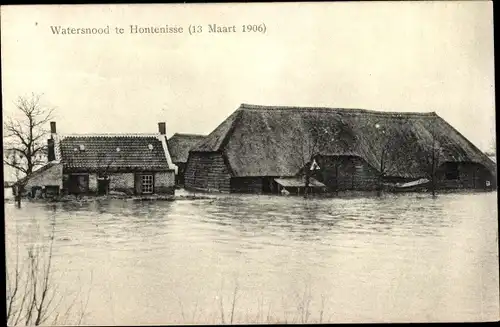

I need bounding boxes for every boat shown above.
[389,178,431,193]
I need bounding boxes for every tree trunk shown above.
[304,173,310,198]
[334,164,339,195]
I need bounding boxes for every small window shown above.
[141,174,153,194]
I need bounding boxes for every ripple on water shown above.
[3,191,499,324]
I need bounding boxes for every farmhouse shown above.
[184,104,497,194]
[167,133,206,186]
[20,122,177,197]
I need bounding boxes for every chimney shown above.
[158,122,166,135]
[47,122,56,161]
[47,139,56,161]
[50,121,57,134]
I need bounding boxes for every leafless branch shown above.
[3,93,55,178]
[6,218,92,326]
[229,281,239,324]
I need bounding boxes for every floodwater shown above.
[4,190,499,324]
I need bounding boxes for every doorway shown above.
[67,174,89,194]
[97,177,110,195]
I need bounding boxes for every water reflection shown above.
[4,191,499,324]
[195,193,452,244]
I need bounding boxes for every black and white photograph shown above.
[2,2,498,325]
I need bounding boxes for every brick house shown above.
[22,121,177,196]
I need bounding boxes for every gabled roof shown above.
[56,133,176,171]
[192,103,496,178]
[167,133,206,163]
[14,161,61,186]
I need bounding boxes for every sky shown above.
[1,2,496,180]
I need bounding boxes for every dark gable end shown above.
[190,104,495,179]
[167,133,206,163]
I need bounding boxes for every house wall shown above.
[437,162,495,190]
[106,172,135,195]
[317,156,379,191]
[230,177,263,193]
[25,163,63,189]
[184,152,231,193]
[154,171,175,194]
[89,174,98,192]
[63,171,174,195]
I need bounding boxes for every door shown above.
[68,174,89,194]
[76,175,89,193]
[97,177,110,195]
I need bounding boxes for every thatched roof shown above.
[167,133,206,163]
[192,104,496,179]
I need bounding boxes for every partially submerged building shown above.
[184,104,497,194]
[21,122,177,196]
[167,133,205,185]
[14,161,63,198]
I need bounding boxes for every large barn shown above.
[184,104,497,194]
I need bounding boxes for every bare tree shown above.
[374,123,390,195]
[417,118,446,197]
[297,125,329,197]
[293,117,356,197]
[292,122,333,197]
[6,218,91,326]
[484,137,496,157]
[3,93,55,182]
[424,131,442,197]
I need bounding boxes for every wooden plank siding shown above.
[230,177,263,193]
[184,152,232,192]
[436,162,495,190]
[316,155,379,191]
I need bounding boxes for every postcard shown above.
[2,2,498,325]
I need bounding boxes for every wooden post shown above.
[13,185,21,208]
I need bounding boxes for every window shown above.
[141,174,154,194]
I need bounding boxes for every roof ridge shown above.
[433,115,496,170]
[238,103,437,117]
[171,133,206,137]
[60,133,162,139]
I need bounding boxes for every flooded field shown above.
[4,190,499,324]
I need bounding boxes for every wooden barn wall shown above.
[184,152,231,193]
[230,177,263,193]
[437,162,495,189]
[317,156,379,191]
